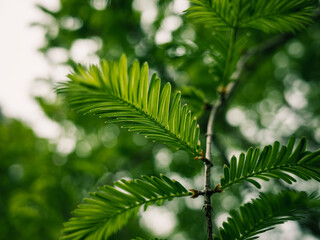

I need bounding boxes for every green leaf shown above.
[57,54,202,156]
[220,137,320,190]
[159,83,171,127]
[238,0,318,33]
[213,190,320,240]
[61,175,191,240]
[186,0,317,33]
[186,0,234,30]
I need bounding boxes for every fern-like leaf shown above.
[207,32,251,82]
[57,55,202,156]
[220,137,320,189]
[186,0,317,33]
[61,175,191,240]
[214,190,320,240]
[239,0,317,33]
[186,0,235,30]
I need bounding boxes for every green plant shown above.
[57,0,320,239]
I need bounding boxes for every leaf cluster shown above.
[214,190,320,240]
[56,0,320,239]
[220,137,320,189]
[57,55,202,156]
[61,175,190,240]
[186,0,317,84]
[186,0,317,33]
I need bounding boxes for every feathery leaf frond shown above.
[186,0,317,33]
[61,175,191,240]
[57,55,202,156]
[214,190,320,240]
[239,0,317,33]
[220,137,320,189]
[186,0,235,30]
[207,32,250,82]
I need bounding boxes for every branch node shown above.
[204,101,213,111]
[194,150,213,166]
[189,189,201,198]
[213,184,223,194]
[217,85,228,96]
[204,158,213,167]
[194,150,205,160]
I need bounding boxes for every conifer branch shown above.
[202,2,243,238]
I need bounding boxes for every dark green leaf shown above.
[215,191,320,240]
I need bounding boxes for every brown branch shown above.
[202,87,233,240]
[189,185,223,198]
[203,104,215,240]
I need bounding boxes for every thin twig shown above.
[203,106,215,240]
[203,90,228,240]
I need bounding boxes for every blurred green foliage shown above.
[1,0,320,239]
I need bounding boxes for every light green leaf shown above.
[61,175,191,240]
[220,137,320,189]
[159,83,171,127]
[186,0,234,30]
[57,54,202,156]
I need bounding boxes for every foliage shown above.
[55,0,320,239]
[0,117,74,240]
[61,175,190,240]
[214,190,320,240]
[2,0,320,240]
[220,137,320,189]
[186,0,317,33]
[57,55,202,156]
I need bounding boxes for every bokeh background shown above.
[1,0,320,239]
